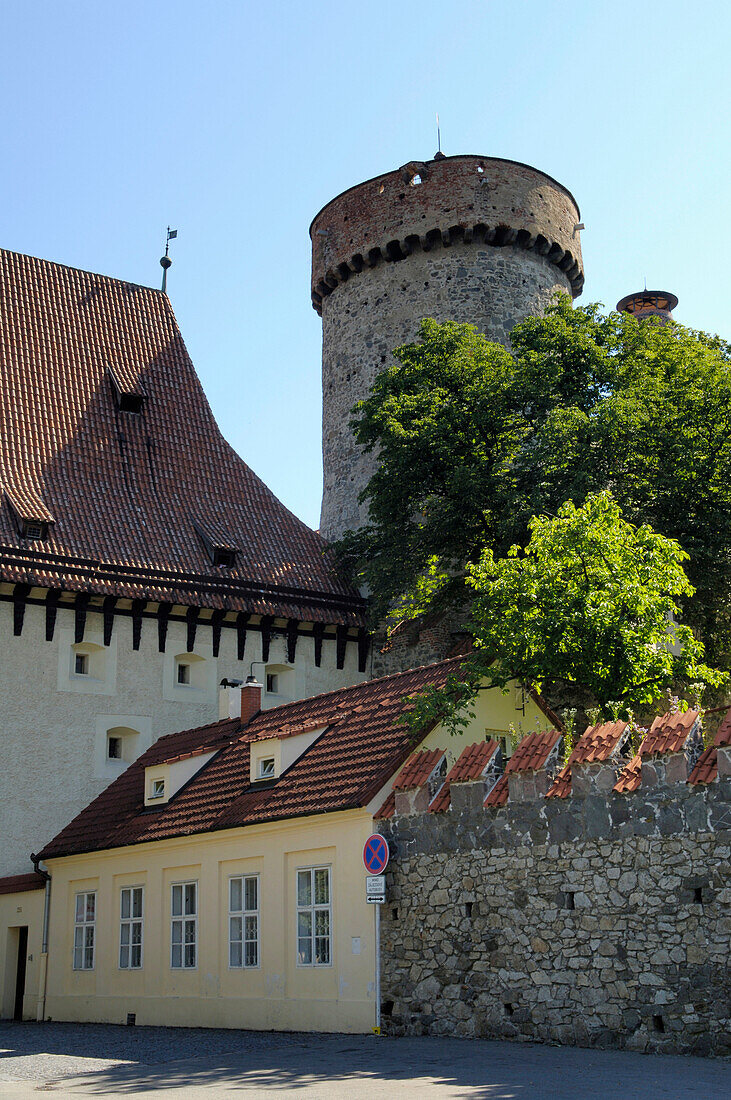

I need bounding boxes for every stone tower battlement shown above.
[311,155,585,542]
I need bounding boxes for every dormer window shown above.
[5,490,54,542]
[118,392,145,414]
[192,518,239,570]
[258,757,275,780]
[23,520,47,540]
[108,366,146,414]
[212,548,236,568]
[150,778,165,799]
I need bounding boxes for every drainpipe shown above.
[30,853,51,1022]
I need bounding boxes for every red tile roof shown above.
[449,740,499,782]
[429,780,452,813]
[641,709,700,757]
[429,740,500,813]
[687,713,731,786]
[687,747,717,787]
[0,871,46,895]
[546,721,629,800]
[613,752,643,794]
[0,248,364,625]
[547,763,572,800]
[373,790,396,820]
[484,729,562,807]
[38,657,464,860]
[392,748,444,792]
[614,710,702,794]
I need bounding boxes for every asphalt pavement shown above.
[0,1021,728,1098]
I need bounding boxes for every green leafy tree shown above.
[336,300,731,665]
[407,493,725,734]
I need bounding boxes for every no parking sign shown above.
[363,833,389,875]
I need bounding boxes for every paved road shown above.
[0,1022,728,1098]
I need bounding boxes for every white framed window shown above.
[229,875,259,968]
[150,778,165,799]
[119,886,143,969]
[296,866,331,966]
[258,757,275,779]
[73,891,96,970]
[171,881,197,969]
[107,735,122,760]
[74,652,89,676]
[266,673,278,694]
[177,662,191,685]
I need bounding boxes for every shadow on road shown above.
[1,1022,729,1099]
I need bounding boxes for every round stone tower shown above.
[311,153,584,543]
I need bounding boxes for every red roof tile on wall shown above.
[38,657,464,860]
[547,764,572,800]
[614,752,642,794]
[0,248,363,624]
[687,714,731,786]
[429,780,452,813]
[373,790,396,820]
[484,729,562,807]
[449,740,498,782]
[547,721,629,799]
[642,710,700,757]
[392,748,444,791]
[688,747,717,786]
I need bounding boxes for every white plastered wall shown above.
[0,596,366,879]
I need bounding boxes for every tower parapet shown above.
[311,154,584,542]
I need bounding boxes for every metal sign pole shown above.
[374,899,381,1034]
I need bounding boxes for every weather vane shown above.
[160,226,178,293]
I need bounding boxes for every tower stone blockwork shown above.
[311,154,584,543]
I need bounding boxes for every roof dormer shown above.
[5,489,55,541]
[144,746,218,807]
[108,365,146,414]
[192,517,239,569]
[248,720,329,785]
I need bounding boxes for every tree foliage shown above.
[405,493,725,734]
[336,299,731,667]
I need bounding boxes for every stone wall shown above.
[377,777,731,1056]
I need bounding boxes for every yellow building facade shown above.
[9,663,549,1032]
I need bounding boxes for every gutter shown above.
[30,853,51,1022]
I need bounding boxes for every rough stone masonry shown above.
[378,775,731,1056]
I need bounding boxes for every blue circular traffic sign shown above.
[363,833,389,875]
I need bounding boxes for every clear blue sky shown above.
[1,2,728,529]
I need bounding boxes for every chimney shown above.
[616,289,678,323]
[240,676,262,726]
[218,678,243,720]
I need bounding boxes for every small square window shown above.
[75,653,89,676]
[151,778,165,799]
[258,757,275,779]
[266,673,279,694]
[213,548,236,568]
[177,663,190,685]
[23,521,44,540]
[107,736,122,760]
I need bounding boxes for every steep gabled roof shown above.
[0,248,364,624]
[39,656,465,860]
